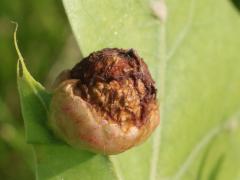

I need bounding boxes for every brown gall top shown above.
[50,48,159,154]
[69,48,157,131]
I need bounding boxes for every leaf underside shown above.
[16,0,240,180]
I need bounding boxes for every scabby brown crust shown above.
[69,48,157,131]
[50,48,159,154]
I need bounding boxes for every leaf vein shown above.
[166,0,196,62]
[172,112,240,180]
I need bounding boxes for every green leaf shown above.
[15,24,117,180]
[62,0,161,77]
[156,0,240,179]
[62,1,162,179]
[63,0,240,180]
[34,144,115,180]
[15,24,54,144]
[16,0,240,179]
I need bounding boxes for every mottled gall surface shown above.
[49,48,159,154]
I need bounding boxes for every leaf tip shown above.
[13,22,28,79]
[12,21,24,63]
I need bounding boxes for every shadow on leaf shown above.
[208,154,225,180]
[196,135,225,180]
[231,0,240,12]
[196,140,214,180]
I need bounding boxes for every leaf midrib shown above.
[149,0,197,179]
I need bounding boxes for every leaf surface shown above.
[15,25,116,180]
[62,1,162,179]
[17,0,240,179]
[63,0,240,180]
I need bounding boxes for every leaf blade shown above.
[157,0,240,179]
[15,23,54,143]
[62,1,162,178]
[15,24,117,180]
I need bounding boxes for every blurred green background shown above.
[0,0,81,179]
